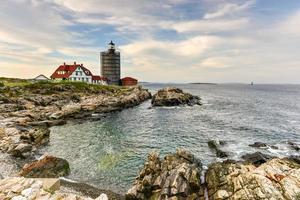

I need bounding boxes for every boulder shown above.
[151,87,201,107]
[289,155,300,164]
[19,155,70,178]
[249,142,268,148]
[20,127,50,145]
[95,193,109,200]
[288,141,300,151]
[126,149,202,200]
[241,152,273,166]
[9,143,33,158]
[207,140,228,158]
[205,158,300,200]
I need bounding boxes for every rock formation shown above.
[205,158,300,200]
[151,87,201,107]
[207,140,228,158]
[288,141,300,151]
[126,149,202,199]
[249,142,268,148]
[126,150,300,200]
[0,177,117,200]
[241,152,273,166]
[19,155,70,178]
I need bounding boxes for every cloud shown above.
[203,0,256,19]
[1,0,300,83]
[126,35,219,53]
[200,57,233,69]
[171,18,249,33]
[278,10,300,35]
[0,1,71,49]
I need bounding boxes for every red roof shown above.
[92,76,109,81]
[121,77,137,81]
[51,63,93,79]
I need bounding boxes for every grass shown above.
[0,77,132,97]
[0,77,31,87]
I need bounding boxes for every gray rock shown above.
[9,143,32,158]
[288,141,300,151]
[208,140,228,158]
[151,87,201,107]
[249,142,268,148]
[126,149,202,199]
[241,152,273,166]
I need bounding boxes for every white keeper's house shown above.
[50,62,108,85]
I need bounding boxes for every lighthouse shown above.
[100,41,121,85]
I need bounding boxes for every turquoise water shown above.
[41,83,300,193]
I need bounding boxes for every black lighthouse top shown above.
[108,40,116,53]
[109,40,115,45]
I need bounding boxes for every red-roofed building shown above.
[51,62,108,85]
[121,77,138,86]
[92,75,109,85]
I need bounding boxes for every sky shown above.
[0,0,300,83]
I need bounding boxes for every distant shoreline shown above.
[189,82,218,85]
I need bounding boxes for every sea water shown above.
[41,83,300,193]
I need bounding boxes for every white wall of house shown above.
[69,66,92,83]
[92,80,108,85]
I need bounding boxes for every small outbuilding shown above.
[121,77,138,86]
[33,74,50,81]
[92,75,109,85]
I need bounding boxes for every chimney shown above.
[81,64,83,67]
[74,61,76,65]
[63,62,66,66]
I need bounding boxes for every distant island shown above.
[189,82,218,85]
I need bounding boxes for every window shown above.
[86,78,89,82]
[78,78,80,81]
[80,72,82,76]
[76,72,78,76]
[73,77,76,81]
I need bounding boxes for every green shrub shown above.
[0,82,4,87]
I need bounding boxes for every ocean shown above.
[41,83,300,193]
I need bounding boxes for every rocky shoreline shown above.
[1,82,299,199]
[126,149,300,200]
[0,82,151,160]
[0,80,151,198]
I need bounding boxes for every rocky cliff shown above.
[0,81,151,160]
